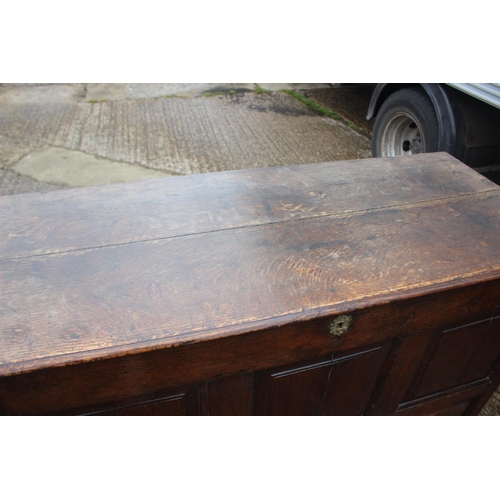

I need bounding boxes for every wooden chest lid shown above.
[2,152,500,375]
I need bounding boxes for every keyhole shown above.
[329,314,352,337]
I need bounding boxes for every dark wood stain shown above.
[200,374,255,416]
[368,331,436,415]
[2,152,500,415]
[395,380,490,416]
[1,153,494,261]
[431,401,470,416]
[259,358,332,416]
[412,320,492,398]
[458,317,500,385]
[320,344,390,415]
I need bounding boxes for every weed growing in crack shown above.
[253,86,271,95]
[282,90,342,120]
[154,94,187,99]
[282,89,365,134]
[348,123,363,133]
[202,92,227,97]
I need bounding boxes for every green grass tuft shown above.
[348,123,363,133]
[202,92,227,97]
[282,89,365,134]
[282,89,342,120]
[253,86,271,94]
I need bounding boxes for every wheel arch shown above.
[367,83,458,155]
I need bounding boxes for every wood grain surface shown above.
[2,152,500,380]
[1,152,495,261]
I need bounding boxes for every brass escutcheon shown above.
[328,314,352,337]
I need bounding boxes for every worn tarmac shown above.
[0,83,498,415]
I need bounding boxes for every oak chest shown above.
[2,152,500,415]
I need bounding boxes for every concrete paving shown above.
[12,147,171,188]
[0,83,370,194]
[86,83,255,101]
[83,83,331,101]
[0,168,63,195]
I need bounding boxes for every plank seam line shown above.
[2,188,499,263]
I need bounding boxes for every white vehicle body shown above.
[368,83,500,172]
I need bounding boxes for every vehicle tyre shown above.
[372,87,439,158]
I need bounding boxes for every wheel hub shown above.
[380,112,425,157]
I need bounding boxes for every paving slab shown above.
[85,83,257,101]
[11,147,172,188]
[0,168,63,196]
[85,83,331,101]
[289,83,332,90]
[0,134,37,169]
[257,83,293,91]
[0,83,86,104]
[0,88,372,180]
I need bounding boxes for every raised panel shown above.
[396,382,489,416]
[256,343,391,416]
[320,346,390,415]
[369,331,436,415]
[58,387,201,416]
[411,319,493,399]
[458,317,500,385]
[94,395,190,416]
[257,359,332,416]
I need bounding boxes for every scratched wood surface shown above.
[2,152,500,377]
[1,153,496,261]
